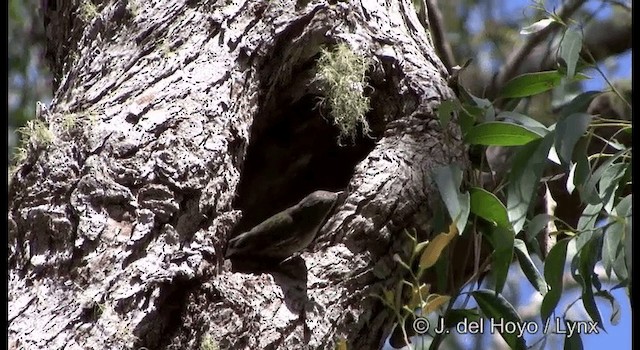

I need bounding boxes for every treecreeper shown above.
[225,190,347,260]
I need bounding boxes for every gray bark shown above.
[9,0,466,349]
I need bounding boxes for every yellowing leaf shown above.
[422,294,451,315]
[336,337,348,350]
[419,222,457,269]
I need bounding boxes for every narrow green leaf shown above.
[594,290,622,325]
[500,71,563,98]
[612,195,632,282]
[582,290,604,331]
[484,227,515,294]
[514,239,548,295]
[554,113,592,168]
[568,138,591,195]
[580,149,626,205]
[577,203,603,232]
[465,121,543,146]
[541,239,570,322]
[470,187,511,229]
[563,320,584,350]
[471,290,527,350]
[433,164,470,235]
[623,199,631,292]
[507,133,555,233]
[575,231,595,256]
[559,28,583,79]
[497,111,550,136]
[559,91,600,118]
[611,255,629,286]
[525,214,554,244]
[598,163,627,213]
[614,194,632,222]
[602,217,624,279]
[577,231,605,330]
[577,165,599,201]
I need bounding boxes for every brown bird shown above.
[225,190,346,260]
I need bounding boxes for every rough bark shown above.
[9,1,466,349]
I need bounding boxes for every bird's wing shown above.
[228,211,295,250]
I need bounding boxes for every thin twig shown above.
[426,0,456,74]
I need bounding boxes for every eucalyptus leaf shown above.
[465,121,543,146]
[484,226,515,294]
[598,163,627,213]
[554,113,592,168]
[514,239,548,294]
[500,71,588,98]
[498,111,550,136]
[433,164,470,235]
[559,91,600,118]
[580,149,626,205]
[500,71,563,98]
[576,231,605,331]
[507,133,555,233]
[471,290,527,350]
[469,187,511,229]
[595,290,622,325]
[577,203,603,232]
[559,28,583,79]
[541,239,569,322]
[602,217,624,278]
[526,214,554,244]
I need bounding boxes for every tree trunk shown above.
[8,1,466,349]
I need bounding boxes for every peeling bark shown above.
[9,1,466,349]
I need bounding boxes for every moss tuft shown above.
[315,43,371,144]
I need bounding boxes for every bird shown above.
[225,190,346,260]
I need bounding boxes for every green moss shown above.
[8,147,27,181]
[61,114,78,132]
[78,0,99,22]
[200,335,219,350]
[18,120,54,148]
[315,43,371,144]
[126,1,140,17]
[160,38,177,58]
[10,120,53,179]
